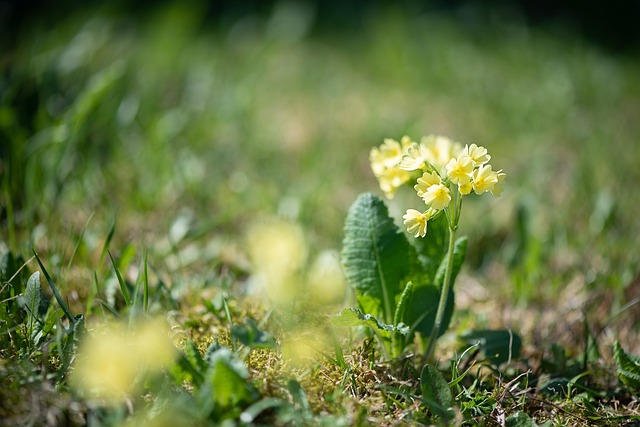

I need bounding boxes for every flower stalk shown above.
[424,213,457,362]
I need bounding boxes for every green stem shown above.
[423,223,456,362]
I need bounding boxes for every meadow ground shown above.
[1,3,640,426]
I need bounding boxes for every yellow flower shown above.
[464,143,491,166]
[471,164,499,194]
[307,250,346,305]
[421,135,463,172]
[370,137,414,199]
[445,154,473,185]
[421,183,451,210]
[246,219,307,304]
[403,209,429,238]
[490,169,506,197]
[399,143,426,171]
[414,171,442,198]
[70,319,176,404]
[377,167,412,199]
[458,181,473,195]
[370,138,404,175]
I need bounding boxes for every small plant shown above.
[339,135,505,361]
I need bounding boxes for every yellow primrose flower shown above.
[370,138,404,173]
[70,318,176,404]
[445,154,473,184]
[421,135,463,172]
[458,181,473,195]
[471,164,499,194]
[414,171,442,198]
[490,169,506,197]
[403,209,429,238]
[246,219,307,304]
[421,183,451,210]
[464,143,491,166]
[399,143,427,171]
[399,135,415,149]
[377,167,412,199]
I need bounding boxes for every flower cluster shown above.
[370,135,505,237]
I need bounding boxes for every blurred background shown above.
[2,0,639,349]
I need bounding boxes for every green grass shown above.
[2,3,640,425]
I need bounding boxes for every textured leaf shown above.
[461,329,522,366]
[613,340,640,392]
[341,193,414,323]
[23,272,42,336]
[393,281,414,327]
[332,307,409,336]
[24,272,41,317]
[421,364,453,421]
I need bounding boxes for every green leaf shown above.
[287,379,310,411]
[199,348,259,416]
[341,193,414,324]
[23,272,42,330]
[332,307,409,336]
[401,236,466,341]
[461,329,522,366]
[239,398,286,424]
[506,411,539,427]
[230,319,276,349]
[401,284,453,339]
[393,281,414,326]
[613,340,640,392]
[421,364,453,422]
[184,340,207,376]
[392,281,414,356]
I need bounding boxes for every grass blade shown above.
[108,250,131,306]
[142,252,149,313]
[99,219,116,271]
[66,212,94,272]
[33,251,75,325]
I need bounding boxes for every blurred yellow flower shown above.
[490,169,506,197]
[445,155,473,185]
[403,209,429,238]
[307,250,346,305]
[369,138,404,175]
[471,164,499,194]
[281,329,331,367]
[421,135,463,173]
[370,137,414,199]
[377,167,412,199]
[70,318,176,404]
[246,219,307,304]
[421,183,451,210]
